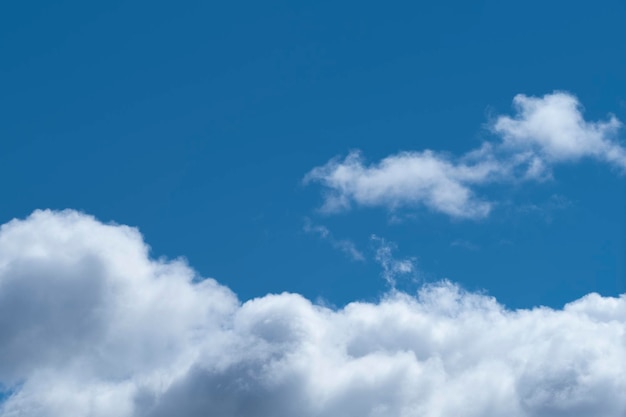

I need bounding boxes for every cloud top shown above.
[305,92,626,218]
[1,210,625,416]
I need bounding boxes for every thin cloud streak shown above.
[303,218,365,261]
[371,235,417,287]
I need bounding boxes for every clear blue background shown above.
[1,0,625,308]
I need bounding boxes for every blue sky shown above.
[2,2,626,416]
[1,0,625,311]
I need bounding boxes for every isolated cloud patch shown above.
[305,92,626,218]
[1,210,626,417]
[493,92,625,170]
[304,150,499,219]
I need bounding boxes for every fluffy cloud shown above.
[1,210,626,417]
[304,150,500,219]
[493,92,625,170]
[305,92,626,218]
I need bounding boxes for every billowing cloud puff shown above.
[493,92,625,169]
[1,210,625,416]
[305,92,626,218]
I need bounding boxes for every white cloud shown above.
[1,210,626,417]
[303,218,365,261]
[493,92,625,169]
[305,92,626,219]
[304,150,500,219]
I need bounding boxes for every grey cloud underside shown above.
[305,92,626,219]
[1,210,626,417]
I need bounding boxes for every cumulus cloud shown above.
[493,92,625,169]
[1,210,626,417]
[305,92,626,218]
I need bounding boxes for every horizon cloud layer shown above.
[0,210,625,417]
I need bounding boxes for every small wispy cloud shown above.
[305,92,626,220]
[303,218,365,261]
[371,235,416,287]
[507,194,573,224]
[450,239,480,251]
[518,193,572,212]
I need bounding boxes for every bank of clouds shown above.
[0,210,624,417]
